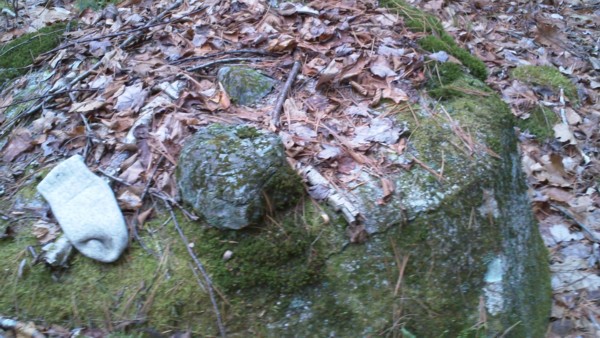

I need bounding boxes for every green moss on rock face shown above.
[512,65,578,103]
[0,23,68,87]
[517,105,559,140]
[216,66,275,106]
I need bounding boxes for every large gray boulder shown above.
[176,124,303,230]
[259,77,551,337]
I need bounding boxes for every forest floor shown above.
[1,0,600,336]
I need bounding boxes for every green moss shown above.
[426,61,465,86]
[76,0,120,11]
[380,0,443,33]
[512,65,578,103]
[516,105,559,140]
[0,194,337,334]
[234,125,261,139]
[419,35,488,81]
[190,205,326,293]
[0,23,68,87]
[380,0,488,81]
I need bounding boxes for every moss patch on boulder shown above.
[517,105,559,140]
[0,196,337,335]
[0,23,68,87]
[512,65,578,103]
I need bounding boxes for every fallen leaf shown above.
[370,55,396,78]
[2,128,34,162]
[553,123,577,144]
[115,82,148,112]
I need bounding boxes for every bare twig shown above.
[0,89,98,110]
[97,168,132,186]
[270,61,301,129]
[162,199,227,338]
[140,156,165,202]
[171,49,275,65]
[551,203,600,243]
[186,57,266,72]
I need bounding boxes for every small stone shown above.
[176,124,303,230]
[217,66,275,106]
[223,250,233,261]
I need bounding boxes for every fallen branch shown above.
[186,57,267,72]
[0,0,184,139]
[171,49,275,65]
[270,60,301,129]
[0,89,98,110]
[161,198,227,338]
[41,6,206,57]
[299,164,360,226]
[551,203,600,243]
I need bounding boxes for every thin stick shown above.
[269,61,301,129]
[171,49,275,65]
[551,203,600,243]
[185,57,266,72]
[140,156,164,202]
[97,168,131,186]
[163,199,227,338]
[0,89,98,110]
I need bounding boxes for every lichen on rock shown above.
[176,123,303,230]
[216,66,275,106]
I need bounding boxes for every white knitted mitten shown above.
[37,155,128,263]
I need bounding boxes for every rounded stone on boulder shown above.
[176,124,303,230]
[217,66,276,106]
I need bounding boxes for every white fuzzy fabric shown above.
[37,155,128,263]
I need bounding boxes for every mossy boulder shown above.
[263,72,550,337]
[217,66,275,106]
[176,123,303,230]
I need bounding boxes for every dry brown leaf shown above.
[115,82,148,112]
[553,123,577,144]
[2,128,34,162]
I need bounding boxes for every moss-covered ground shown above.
[512,65,578,104]
[517,105,559,140]
[0,24,69,87]
[0,194,342,335]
